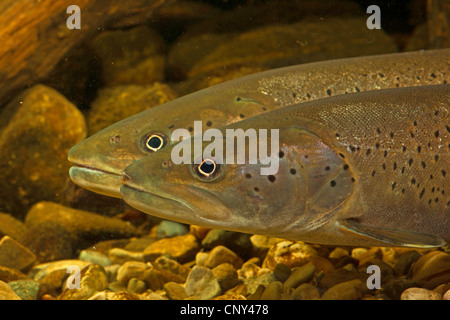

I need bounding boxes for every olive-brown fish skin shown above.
[69,49,450,198]
[121,85,449,248]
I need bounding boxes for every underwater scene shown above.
[0,0,449,303]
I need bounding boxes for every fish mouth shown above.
[120,174,233,227]
[69,164,122,198]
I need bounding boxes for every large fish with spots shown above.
[68,50,449,198]
[121,85,450,248]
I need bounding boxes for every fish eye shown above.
[143,133,167,152]
[192,158,222,181]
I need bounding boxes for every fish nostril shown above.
[121,172,131,184]
[162,159,172,169]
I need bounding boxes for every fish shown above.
[120,84,449,248]
[68,49,449,198]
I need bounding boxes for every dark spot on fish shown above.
[376,128,381,134]
[343,164,349,170]
[371,170,376,176]
[375,143,380,149]
[417,146,421,153]
[390,132,394,138]
[408,158,413,166]
[292,92,297,99]
[430,73,436,79]
[338,153,345,159]
[366,149,371,156]
[239,113,245,118]
[262,107,267,111]
[330,180,336,187]
[391,182,396,190]
[326,89,332,96]
[419,188,425,198]
[434,110,439,116]
[278,151,284,158]
[421,161,426,169]
[306,93,311,99]
[434,130,439,138]
[393,162,397,170]
[435,197,439,203]
[401,167,405,174]
[383,150,388,158]
[188,126,194,132]
[206,121,212,127]
[290,168,296,175]
[245,173,252,179]
[335,133,340,138]
[351,177,355,183]
[402,146,406,152]
[435,155,439,161]
[254,187,259,192]
[442,170,447,177]
[413,121,417,126]
[236,97,241,101]
[410,132,415,138]
[430,174,434,180]
[168,124,174,129]
[325,166,330,171]
[354,87,360,92]
[401,188,405,194]
[411,178,416,185]
[268,175,276,183]
[378,72,384,78]
[382,163,386,170]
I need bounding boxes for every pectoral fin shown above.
[340,219,446,248]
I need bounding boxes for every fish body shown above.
[68,49,449,197]
[121,85,450,248]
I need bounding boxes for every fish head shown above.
[68,84,276,198]
[121,116,356,239]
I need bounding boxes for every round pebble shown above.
[184,266,221,300]
[400,287,442,300]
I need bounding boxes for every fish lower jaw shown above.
[68,166,123,198]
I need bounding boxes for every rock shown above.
[283,263,316,291]
[329,247,350,259]
[211,263,239,292]
[8,279,40,300]
[168,17,397,86]
[0,213,27,241]
[185,266,221,300]
[116,261,149,285]
[247,284,265,300]
[156,220,189,238]
[260,281,282,300]
[204,246,244,269]
[189,225,211,240]
[89,290,144,300]
[28,260,92,281]
[127,278,147,294]
[87,83,178,134]
[412,251,450,289]
[243,272,277,295]
[0,236,36,271]
[0,85,86,218]
[153,256,190,282]
[310,256,335,275]
[291,283,320,300]
[37,268,69,298]
[108,248,145,264]
[382,279,418,300]
[195,252,209,267]
[0,265,29,283]
[444,290,450,300]
[25,202,138,251]
[319,268,367,290]
[262,241,317,270]
[58,264,108,300]
[163,281,187,300]
[394,250,421,275]
[89,26,166,87]
[0,281,21,300]
[201,230,252,255]
[321,279,369,300]
[273,263,291,282]
[353,247,382,267]
[400,287,442,300]
[21,222,73,263]
[143,233,200,263]
[79,250,112,267]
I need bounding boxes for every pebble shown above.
[444,290,450,300]
[89,26,166,87]
[321,279,369,300]
[412,251,450,289]
[143,233,200,263]
[58,264,108,300]
[249,235,283,258]
[156,220,189,238]
[0,236,36,271]
[260,281,282,300]
[87,83,178,134]
[319,268,367,290]
[127,278,147,294]
[0,213,27,242]
[0,281,21,300]
[290,283,320,300]
[201,229,252,254]
[153,256,190,282]
[262,241,317,270]
[8,279,40,300]
[184,266,221,300]
[329,247,350,259]
[116,261,149,284]
[273,263,291,282]
[204,245,244,269]
[244,272,277,295]
[0,85,86,218]
[108,248,145,264]
[163,281,187,300]
[25,202,138,252]
[394,250,421,275]
[79,250,112,267]
[0,265,29,283]
[283,263,316,291]
[28,260,92,281]
[382,279,418,300]
[400,287,442,300]
[211,263,239,292]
